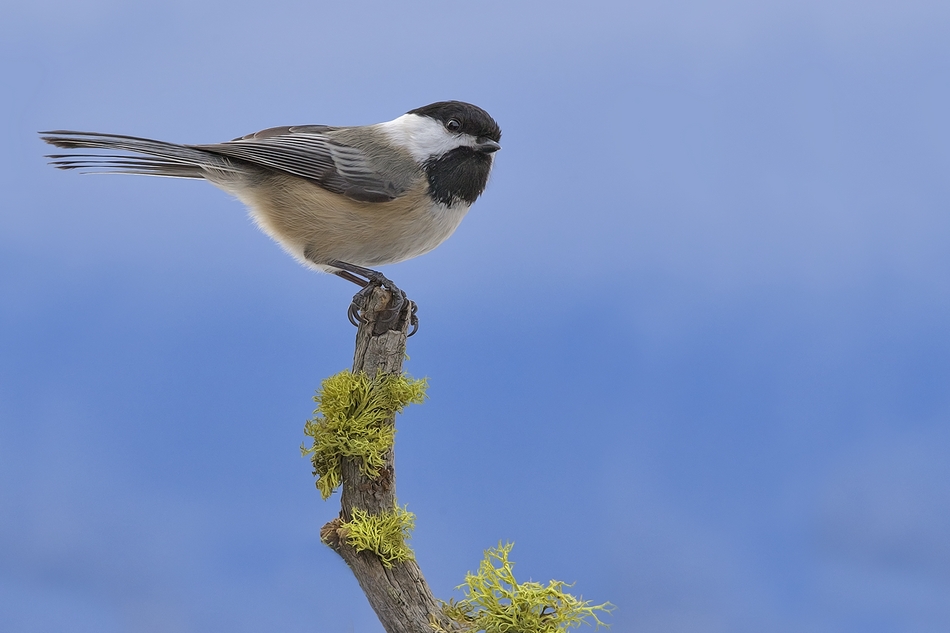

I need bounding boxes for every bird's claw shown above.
[329,260,419,335]
[347,301,366,327]
[407,301,419,337]
[347,278,418,335]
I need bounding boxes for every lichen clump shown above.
[340,505,416,568]
[442,543,613,633]
[301,370,427,499]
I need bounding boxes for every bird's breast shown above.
[223,171,470,268]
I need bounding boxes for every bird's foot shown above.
[330,261,418,336]
[348,276,406,330]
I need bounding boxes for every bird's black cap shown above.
[408,101,501,142]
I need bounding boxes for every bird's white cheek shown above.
[378,114,463,162]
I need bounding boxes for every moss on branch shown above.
[301,370,427,499]
[338,505,416,568]
[441,543,613,633]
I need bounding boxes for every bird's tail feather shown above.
[40,131,238,179]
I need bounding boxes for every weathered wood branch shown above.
[320,288,458,633]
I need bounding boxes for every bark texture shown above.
[321,288,458,633]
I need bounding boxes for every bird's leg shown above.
[333,269,369,288]
[330,270,371,327]
[327,260,418,336]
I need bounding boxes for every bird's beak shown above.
[475,138,501,153]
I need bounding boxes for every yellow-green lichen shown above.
[301,370,427,499]
[340,505,416,568]
[441,543,613,633]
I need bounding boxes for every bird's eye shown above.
[446,119,461,132]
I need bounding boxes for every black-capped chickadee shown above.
[41,101,502,333]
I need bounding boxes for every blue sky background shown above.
[2,1,950,631]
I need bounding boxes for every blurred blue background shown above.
[2,1,949,631]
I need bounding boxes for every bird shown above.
[40,100,502,334]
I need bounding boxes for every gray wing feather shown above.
[41,131,237,179]
[195,126,408,203]
[42,125,414,203]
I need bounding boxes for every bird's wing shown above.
[194,125,408,203]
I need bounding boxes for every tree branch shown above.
[321,288,458,633]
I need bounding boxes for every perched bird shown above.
[41,101,502,333]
